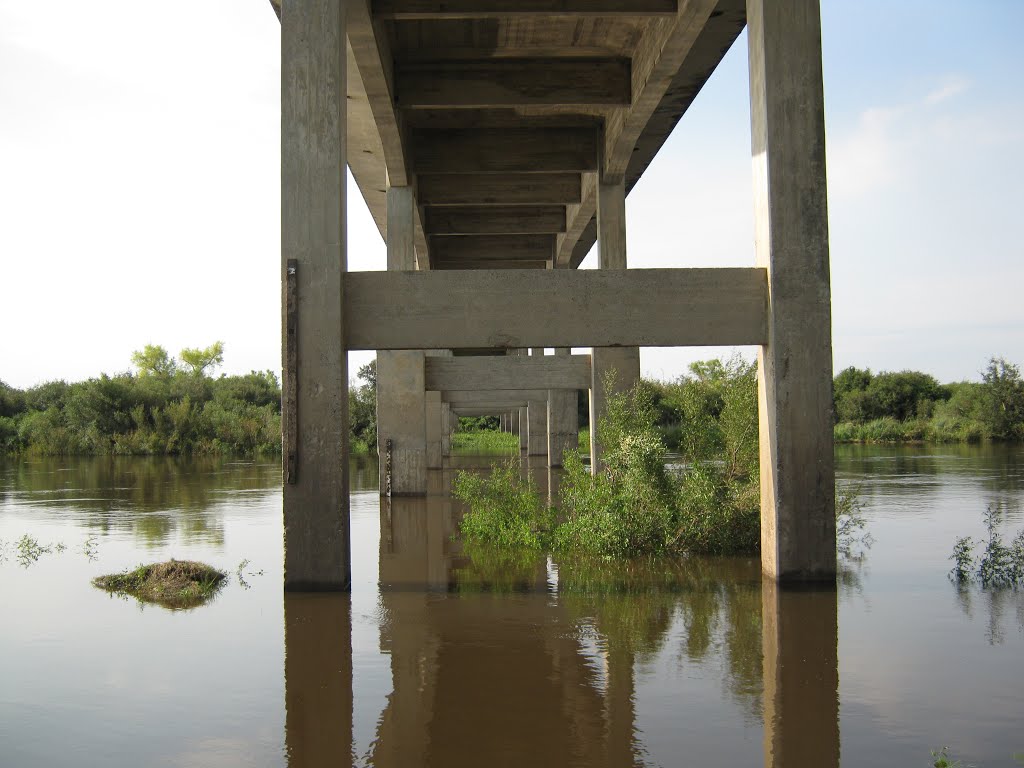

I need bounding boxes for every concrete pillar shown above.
[425,390,442,469]
[762,582,840,767]
[590,178,640,474]
[527,348,548,457]
[519,406,529,451]
[377,185,427,495]
[547,348,578,468]
[747,0,836,581]
[440,403,452,457]
[281,0,349,591]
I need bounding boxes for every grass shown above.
[93,559,226,609]
[452,430,519,453]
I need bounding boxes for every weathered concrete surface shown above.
[344,268,768,350]
[519,406,529,451]
[425,390,443,469]
[589,177,641,474]
[442,389,548,405]
[281,0,349,592]
[748,0,836,582]
[377,350,427,495]
[441,403,452,457]
[547,349,579,468]
[424,354,591,391]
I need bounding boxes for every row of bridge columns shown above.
[280,0,836,591]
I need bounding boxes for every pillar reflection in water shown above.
[284,594,353,768]
[373,475,642,767]
[762,581,840,768]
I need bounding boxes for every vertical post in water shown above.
[590,177,640,474]
[747,0,836,581]
[527,348,548,458]
[547,348,578,468]
[281,0,349,591]
[377,185,427,495]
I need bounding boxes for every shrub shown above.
[950,503,1024,588]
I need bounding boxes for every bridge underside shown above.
[275,0,835,590]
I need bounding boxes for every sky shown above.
[1,0,1022,389]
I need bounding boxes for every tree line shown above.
[3,349,1021,457]
[0,344,378,457]
[639,356,1024,446]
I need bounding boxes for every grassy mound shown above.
[93,559,226,609]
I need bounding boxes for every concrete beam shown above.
[281,0,349,592]
[418,173,581,206]
[373,0,678,19]
[395,59,631,109]
[412,128,600,174]
[433,259,551,270]
[442,389,549,406]
[429,234,555,264]
[344,268,768,350]
[425,206,567,235]
[748,0,836,582]
[425,354,591,391]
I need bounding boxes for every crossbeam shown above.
[344,268,767,349]
[425,354,591,391]
[373,0,678,18]
[444,389,548,406]
[412,128,599,174]
[429,234,554,264]
[418,173,582,206]
[395,59,630,108]
[425,206,567,235]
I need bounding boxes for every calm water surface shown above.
[1,446,1022,767]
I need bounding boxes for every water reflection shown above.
[339,488,840,767]
[762,583,839,768]
[0,457,278,547]
[284,594,353,768]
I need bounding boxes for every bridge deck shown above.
[270,0,745,269]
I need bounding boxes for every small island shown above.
[93,560,226,609]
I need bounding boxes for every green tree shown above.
[131,345,177,378]
[981,357,1024,439]
[179,341,225,377]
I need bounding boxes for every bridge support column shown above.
[377,185,426,495]
[440,403,452,458]
[527,348,548,457]
[547,348,578,468]
[281,0,349,591]
[425,390,443,469]
[590,177,640,474]
[519,406,528,452]
[748,0,836,581]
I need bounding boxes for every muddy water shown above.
[0,446,1022,767]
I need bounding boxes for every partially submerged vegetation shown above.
[455,359,866,559]
[950,503,1024,588]
[93,560,226,609]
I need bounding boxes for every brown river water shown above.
[1,445,1022,767]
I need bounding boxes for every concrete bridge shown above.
[271,0,835,590]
